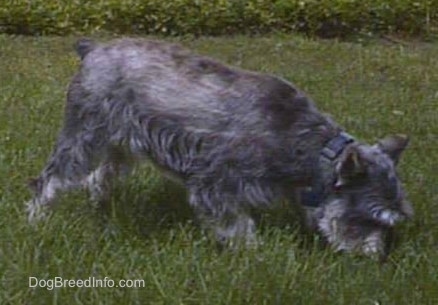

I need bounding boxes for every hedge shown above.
[0,0,436,38]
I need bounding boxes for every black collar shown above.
[300,132,355,208]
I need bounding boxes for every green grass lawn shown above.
[0,34,437,304]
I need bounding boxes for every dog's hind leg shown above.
[26,128,107,223]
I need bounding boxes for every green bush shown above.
[0,0,436,37]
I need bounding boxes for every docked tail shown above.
[74,38,96,60]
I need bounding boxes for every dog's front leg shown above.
[214,214,257,248]
[26,129,105,223]
[188,187,257,248]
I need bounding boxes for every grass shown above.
[0,33,437,304]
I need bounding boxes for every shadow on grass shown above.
[92,176,194,240]
[89,170,325,252]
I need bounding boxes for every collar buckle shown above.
[321,132,355,160]
[300,132,355,208]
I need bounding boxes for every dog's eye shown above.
[384,190,397,201]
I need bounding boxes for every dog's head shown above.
[308,134,413,259]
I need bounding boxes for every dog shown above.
[26,38,413,258]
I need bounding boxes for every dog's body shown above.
[27,38,413,258]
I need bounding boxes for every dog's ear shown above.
[334,146,367,188]
[376,134,409,164]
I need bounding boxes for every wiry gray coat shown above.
[27,38,413,258]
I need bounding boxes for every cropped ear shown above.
[334,146,367,188]
[377,134,409,164]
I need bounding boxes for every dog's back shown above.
[74,38,316,134]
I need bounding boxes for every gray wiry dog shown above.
[26,38,413,258]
